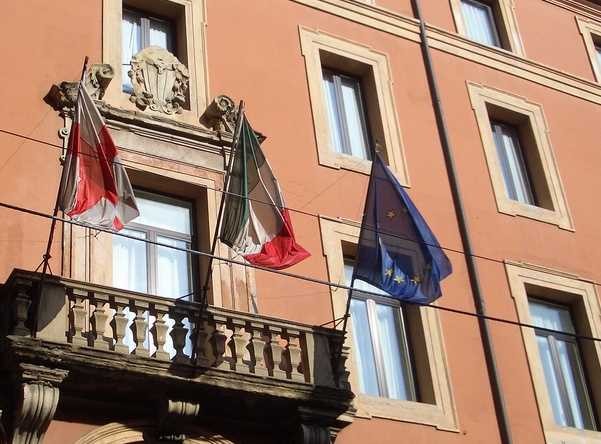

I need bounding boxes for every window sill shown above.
[354,394,460,432]
[545,425,601,444]
[497,198,574,231]
[319,150,372,175]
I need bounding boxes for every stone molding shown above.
[466,82,574,230]
[576,16,601,82]
[505,262,601,444]
[11,364,68,444]
[102,0,209,126]
[75,421,235,444]
[292,0,601,105]
[318,216,458,431]
[543,0,601,22]
[128,46,190,115]
[298,26,410,182]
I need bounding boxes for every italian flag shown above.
[59,79,139,230]
[220,115,310,269]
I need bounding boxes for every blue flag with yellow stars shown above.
[354,154,452,304]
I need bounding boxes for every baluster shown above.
[285,329,304,382]
[70,289,89,347]
[211,314,230,370]
[231,319,249,373]
[249,322,268,377]
[13,281,32,336]
[267,325,286,379]
[171,308,188,363]
[195,315,214,367]
[153,303,170,361]
[132,300,150,357]
[92,293,110,350]
[112,296,130,354]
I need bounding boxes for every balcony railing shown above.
[1,269,350,391]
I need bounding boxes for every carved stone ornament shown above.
[44,63,114,112]
[12,364,69,444]
[128,46,189,115]
[199,95,237,132]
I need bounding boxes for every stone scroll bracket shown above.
[44,63,115,114]
[295,406,353,444]
[11,364,68,444]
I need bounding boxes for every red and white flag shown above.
[59,80,139,230]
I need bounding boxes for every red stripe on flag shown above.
[243,209,310,269]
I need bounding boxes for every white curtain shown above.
[492,122,535,205]
[112,229,147,293]
[121,12,141,92]
[461,0,501,47]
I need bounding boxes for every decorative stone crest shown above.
[128,46,189,115]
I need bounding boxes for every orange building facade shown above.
[2,0,601,443]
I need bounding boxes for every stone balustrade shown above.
[0,270,349,390]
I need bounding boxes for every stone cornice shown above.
[543,0,601,21]
[292,0,601,105]
[4,335,353,412]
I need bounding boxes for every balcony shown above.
[0,269,353,442]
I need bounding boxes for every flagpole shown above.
[190,101,244,362]
[33,56,89,337]
[198,100,245,309]
[339,152,378,342]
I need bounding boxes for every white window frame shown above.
[467,82,573,230]
[102,0,209,125]
[577,17,601,83]
[449,0,525,55]
[506,262,601,443]
[320,216,458,430]
[299,26,410,182]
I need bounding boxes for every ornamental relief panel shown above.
[127,46,190,115]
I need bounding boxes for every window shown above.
[345,261,416,400]
[323,70,372,160]
[299,27,410,181]
[467,83,573,229]
[113,190,194,300]
[449,0,525,55]
[529,300,596,430]
[122,8,176,92]
[577,18,601,83]
[319,217,458,429]
[491,121,536,206]
[102,0,209,120]
[460,0,502,48]
[506,263,601,442]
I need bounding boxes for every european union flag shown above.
[353,154,452,304]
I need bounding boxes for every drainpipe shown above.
[409,1,513,443]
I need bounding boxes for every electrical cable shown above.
[0,198,600,344]
[1,126,593,283]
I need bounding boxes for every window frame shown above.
[122,7,176,54]
[490,120,537,206]
[345,260,418,401]
[530,298,597,430]
[467,82,573,230]
[299,26,410,182]
[460,0,503,48]
[577,18,601,83]
[319,216,458,430]
[449,0,525,56]
[322,69,373,160]
[102,0,209,123]
[506,262,601,443]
